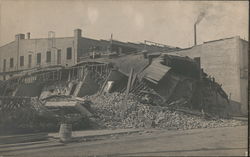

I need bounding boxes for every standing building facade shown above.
[0,30,81,80]
[170,36,248,115]
[0,29,177,80]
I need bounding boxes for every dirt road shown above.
[2,125,248,157]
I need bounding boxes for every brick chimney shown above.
[74,29,82,38]
[27,32,31,39]
[15,34,25,40]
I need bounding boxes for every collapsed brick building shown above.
[0,29,248,116]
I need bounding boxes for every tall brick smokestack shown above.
[194,24,197,46]
[194,11,206,46]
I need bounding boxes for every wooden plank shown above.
[144,65,170,82]
[149,72,165,78]
[146,66,168,72]
[101,64,103,75]
[145,77,158,84]
[144,68,166,75]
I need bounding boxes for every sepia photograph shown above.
[0,0,248,156]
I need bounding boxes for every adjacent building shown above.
[168,36,248,114]
[0,29,178,80]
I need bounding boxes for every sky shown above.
[0,0,248,48]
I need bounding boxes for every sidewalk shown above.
[0,128,141,155]
[49,128,141,140]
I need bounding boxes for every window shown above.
[57,49,61,64]
[67,47,72,60]
[46,51,51,63]
[20,56,24,67]
[37,53,41,65]
[28,55,32,68]
[3,59,6,72]
[10,58,14,68]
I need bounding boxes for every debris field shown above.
[87,92,245,130]
[0,53,246,135]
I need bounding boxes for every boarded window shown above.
[20,56,24,66]
[67,47,72,60]
[46,51,51,63]
[28,54,32,68]
[37,53,41,65]
[10,58,14,68]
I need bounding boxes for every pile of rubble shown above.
[86,92,245,130]
[0,96,60,135]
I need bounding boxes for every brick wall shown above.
[17,37,76,69]
[173,36,248,114]
[201,38,241,103]
[0,41,18,73]
[0,34,77,74]
[78,38,108,58]
[239,39,248,114]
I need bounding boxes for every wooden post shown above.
[57,70,59,80]
[60,70,62,81]
[126,68,134,97]
[99,70,112,95]
[130,72,137,92]
[120,68,133,114]
[215,86,218,112]
[76,67,79,80]
[101,64,103,75]
[52,71,55,80]
[82,66,84,80]
[43,73,45,81]
[68,70,71,81]
[46,72,48,81]
[82,66,85,79]
[105,64,107,77]
[94,65,96,78]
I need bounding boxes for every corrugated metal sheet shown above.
[142,57,171,83]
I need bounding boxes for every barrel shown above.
[59,124,72,142]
